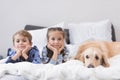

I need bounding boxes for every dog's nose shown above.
[88,64,94,68]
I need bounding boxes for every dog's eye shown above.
[86,55,89,59]
[95,55,99,60]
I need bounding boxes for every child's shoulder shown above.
[31,45,39,51]
[7,48,15,55]
[64,46,69,54]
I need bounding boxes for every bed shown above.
[1,19,120,80]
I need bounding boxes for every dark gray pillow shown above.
[0,55,3,60]
[111,24,116,41]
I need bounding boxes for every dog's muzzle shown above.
[88,64,94,68]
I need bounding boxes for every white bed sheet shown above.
[0,55,120,80]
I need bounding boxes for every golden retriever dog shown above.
[74,41,120,68]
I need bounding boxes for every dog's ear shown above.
[74,46,85,60]
[74,53,84,62]
[74,42,92,62]
[74,51,81,60]
[80,53,84,62]
[101,54,110,67]
[75,43,90,58]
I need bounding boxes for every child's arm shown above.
[47,44,59,61]
[42,44,65,65]
[5,48,22,63]
[11,50,22,60]
[26,46,41,64]
[46,44,64,64]
[42,46,56,64]
[21,45,31,60]
[63,47,69,62]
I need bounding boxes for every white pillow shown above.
[28,28,48,52]
[66,19,112,44]
[66,44,80,58]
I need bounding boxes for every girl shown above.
[42,27,69,65]
[5,30,41,64]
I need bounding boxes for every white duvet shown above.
[0,55,120,80]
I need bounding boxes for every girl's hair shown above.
[13,30,32,43]
[47,27,65,40]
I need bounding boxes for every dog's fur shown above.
[74,41,120,68]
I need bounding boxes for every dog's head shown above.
[74,41,110,68]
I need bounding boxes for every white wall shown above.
[0,0,120,57]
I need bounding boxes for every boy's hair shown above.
[13,30,32,43]
[47,27,65,40]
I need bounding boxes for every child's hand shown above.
[22,45,31,60]
[11,47,22,60]
[47,44,58,53]
[13,47,22,56]
[47,44,59,60]
[22,45,31,54]
[59,43,64,53]
[13,47,20,52]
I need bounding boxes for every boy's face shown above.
[48,31,64,50]
[13,34,31,51]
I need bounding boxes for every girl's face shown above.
[48,31,64,49]
[13,34,31,51]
